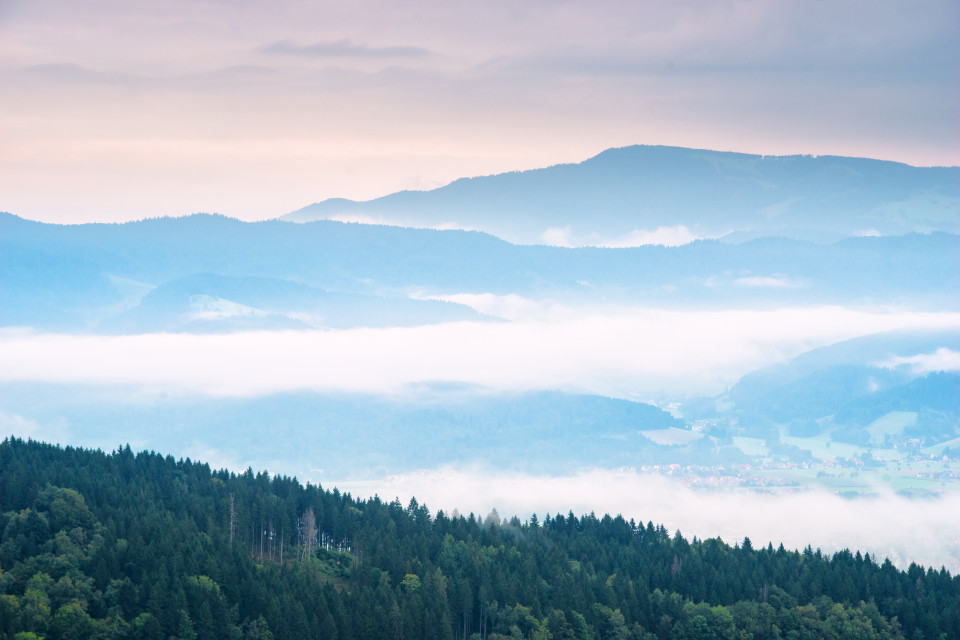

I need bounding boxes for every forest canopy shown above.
[0,437,957,640]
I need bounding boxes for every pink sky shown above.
[1,0,957,223]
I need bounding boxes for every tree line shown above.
[1,437,957,639]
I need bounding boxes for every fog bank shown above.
[339,467,960,573]
[2,307,958,399]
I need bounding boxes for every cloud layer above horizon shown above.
[1,0,958,223]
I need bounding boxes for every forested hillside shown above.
[1,438,957,640]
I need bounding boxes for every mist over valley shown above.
[3,2,959,636]
[2,147,959,577]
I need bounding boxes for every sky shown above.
[1,0,958,224]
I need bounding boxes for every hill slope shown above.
[1,438,957,639]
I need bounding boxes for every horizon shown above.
[2,0,958,224]
[4,143,957,229]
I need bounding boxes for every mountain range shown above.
[285,145,960,245]
[1,145,957,492]
[2,212,957,332]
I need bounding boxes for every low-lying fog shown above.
[3,306,959,399]
[337,466,960,573]
[3,302,958,573]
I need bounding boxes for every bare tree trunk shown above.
[480,601,485,640]
[301,507,316,562]
[268,519,274,561]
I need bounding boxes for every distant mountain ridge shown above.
[686,328,960,448]
[0,387,685,478]
[2,212,958,332]
[284,145,960,245]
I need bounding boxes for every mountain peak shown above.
[281,146,959,246]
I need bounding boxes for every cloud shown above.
[734,275,803,289]
[336,466,960,572]
[2,307,958,399]
[319,215,485,234]
[639,427,703,446]
[415,293,566,322]
[599,226,700,248]
[323,213,390,225]
[2,0,957,223]
[878,348,960,374]
[0,411,70,444]
[540,226,573,247]
[704,273,808,289]
[263,39,431,58]
[178,444,250,474]
[0,412,43,439]
[540,225,701,248]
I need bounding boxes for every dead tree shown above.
[301,507,316,562]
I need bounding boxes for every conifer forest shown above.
[1,438,957,639]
